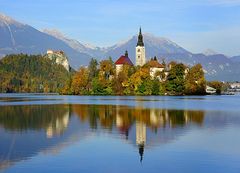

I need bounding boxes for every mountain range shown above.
[0,13,240,81]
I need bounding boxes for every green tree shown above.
[151,79,160,95]
[166,63,185,95]
[88,58,98,79]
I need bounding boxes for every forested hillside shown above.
[0,54,71,93]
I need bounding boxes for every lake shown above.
[0,94,240,173]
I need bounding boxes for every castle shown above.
[46,49,70,72]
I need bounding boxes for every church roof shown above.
[115,55,134,66]
[147,60,164,68]
[137,27,144,47]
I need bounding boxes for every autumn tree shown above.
[71,67,89,95]
[207,81,223,94]
[113,65,130,95]
[185,64,206,95]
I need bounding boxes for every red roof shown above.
[115,55,133,66]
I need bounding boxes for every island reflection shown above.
[0,104,207,169]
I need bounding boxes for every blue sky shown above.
[1,0,240,56]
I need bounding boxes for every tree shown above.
[185,64,206,95]
[207,81,223,94]
[71,67,89,95]
[166,63,185,95]
[151,79,160,95]
[88,58,98,79]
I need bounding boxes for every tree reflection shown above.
[0,105,70,137]
[0,104,205,165]
[72,104,205,162]
[72,105,204,132]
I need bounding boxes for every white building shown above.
[206,85,217,94]
[147,58,165,80]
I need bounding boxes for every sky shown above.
[1,0,240,56]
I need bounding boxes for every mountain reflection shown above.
[0,104,206,169]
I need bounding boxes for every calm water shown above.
[0,94,240,173]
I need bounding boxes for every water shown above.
[0,94,240,173]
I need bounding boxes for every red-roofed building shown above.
[115,51,133,75]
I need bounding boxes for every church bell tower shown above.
[136,28,146,66]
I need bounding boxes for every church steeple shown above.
[137,27,144,46]
[138,144,144,163]
[125,50,128,57]
[135,27,146,66]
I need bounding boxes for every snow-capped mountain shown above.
[203,49,219,56]
[43,29,104,58]
[0,13,91,69]
[1,13,240,81]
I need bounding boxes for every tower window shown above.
[138,49,140,52]
[138,56,140,59]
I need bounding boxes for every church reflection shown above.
[72,105,205,162]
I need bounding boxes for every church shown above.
[115,28,166,80]
[115,28,146,75]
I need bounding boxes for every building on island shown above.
[146,56,165,80]
[46,50,70,72]
[136,28,146,66]
[206,85,217,94]
[115,50,133,75]
[114,28,190,83]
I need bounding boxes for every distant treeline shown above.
[0,54,216,95]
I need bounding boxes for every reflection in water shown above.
[70,105,204,162]
[0,105,71,170]
[136,121,146,162]
[46,111,70,138]
[1,104,240,172]
[0,105,70,134]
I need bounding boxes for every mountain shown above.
[0,13,91,69]
[1,13,240,81]
[104,33,191,61]
[203,49,219,56]
[231,55,240,63]
[43,29,105,58]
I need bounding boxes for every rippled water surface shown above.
[0,94,240,173]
